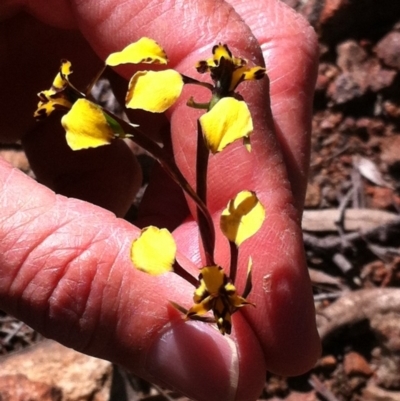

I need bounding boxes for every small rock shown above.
[336,40,368,71]
[343,351,373,377]
[0,340,112,401]
[365,186,395,209]
[375,31,400,69]
[371,312,400,353]
[380,136,400,166]
[319,355,337,370]
[328,40,396,104]
[0,374,62,401]
[365,119,385,137]
[320,112,343,130]
[328,72,366,104]
[316,63,340,91]
[315,74,330,92]
[383,101,400,119]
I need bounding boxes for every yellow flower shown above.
[130,225,255,335]
[35,61,123,151]
[130,226,176,275]
[34,60,78,119]
[220,190,265,246]
[186,265,254,335]
[196,43,266,96]
[193,43,266,153]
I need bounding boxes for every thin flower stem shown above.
[242,260,253,299]
[229,241,238,284]
[181,74,213,91]
[103,109,216,251]
[172,261,198,287]
[196,121,214,265]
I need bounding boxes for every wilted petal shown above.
[106,37,168,66]
[34,60,74,119]
[34,94,72,119]
[200,97,253,153]
[220,190,265,246]
[125,69,184,113]
[131,226,176,275]
[61,99,114,150]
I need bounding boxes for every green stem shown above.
[196,121,214,265]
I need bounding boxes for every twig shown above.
[334,187,354,248]
[302,208,398,233]
[309,374,340,401]
[303,217,400,252]
[316,288,400,340]
[351,165,365,209]
[313,292,343,301]
[3,321,24,343]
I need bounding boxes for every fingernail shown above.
[146,320,239,401]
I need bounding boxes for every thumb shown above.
[0,159,264,401]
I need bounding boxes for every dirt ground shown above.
[1,1,400,400]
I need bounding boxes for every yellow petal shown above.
[130,226,176,275]
[212,44,232,64]
[61,99,114,150]
[228,290,254,309]
[230,66,266,91]
[34,95,72,119]
[213,44,246,67]
[34,60,73,118]
[195,58,213,73]
[187,300,211,317]
[200,97,253,153]
[106,37,168,66]
[220,190,265,246]
[198,266,225,296]
[125,69,184,113]
[52,60,72,90]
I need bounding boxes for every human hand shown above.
[0,1,321,400]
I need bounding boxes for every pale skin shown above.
[0,1,321,401]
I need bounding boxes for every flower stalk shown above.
[34,37,267,335]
